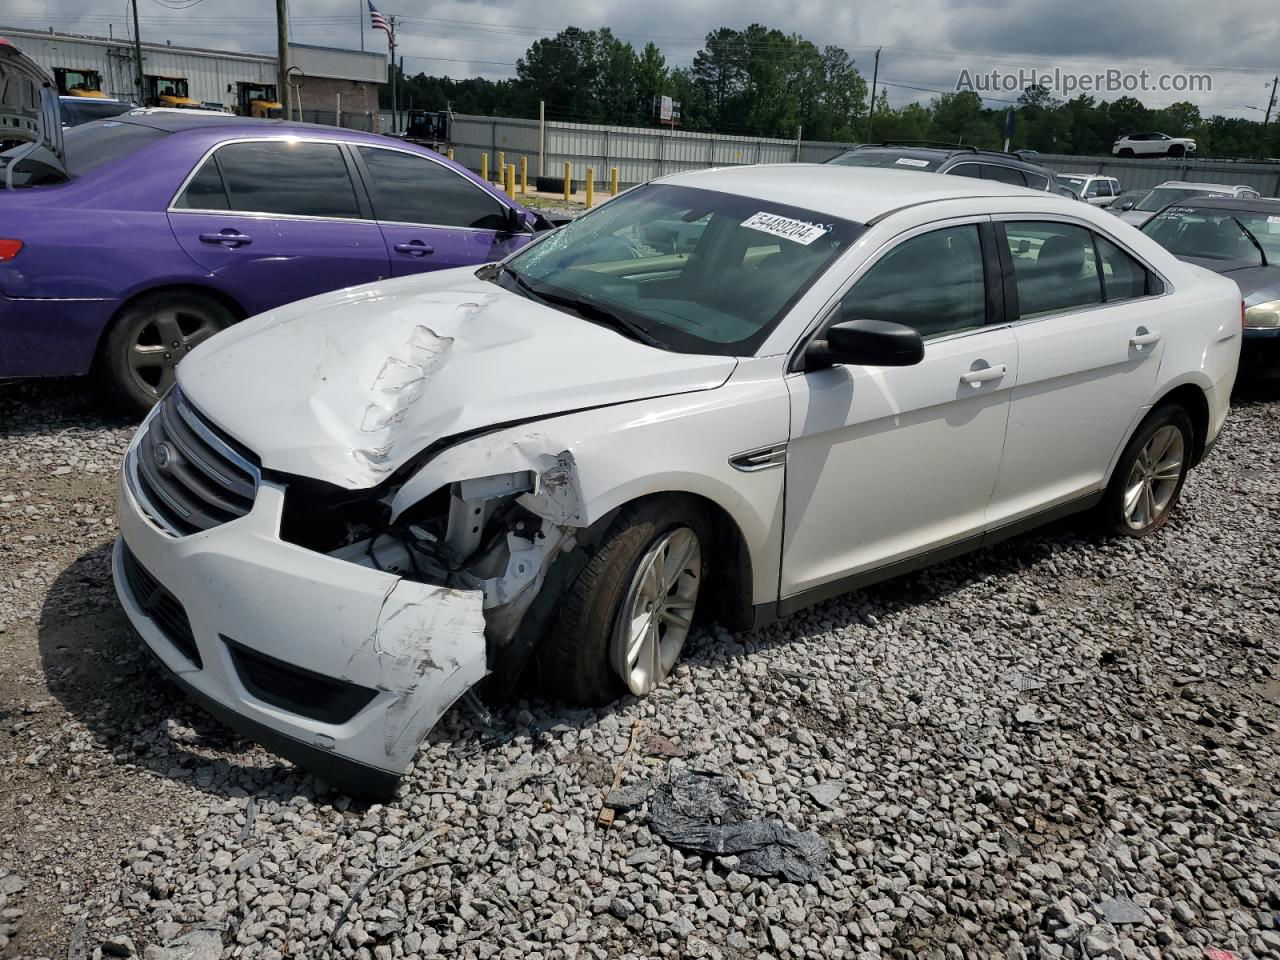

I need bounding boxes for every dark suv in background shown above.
[825,142,1056,191]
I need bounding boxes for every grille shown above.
[119,543,202,668]
[223,636,378,725]
[128,389,259,537]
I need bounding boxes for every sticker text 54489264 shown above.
[740,212,831,246]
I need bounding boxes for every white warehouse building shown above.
[0,25,387,129]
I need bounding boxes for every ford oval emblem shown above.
[153,442,173,470]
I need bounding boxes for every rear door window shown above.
[1095,236,1153,301]
[1004,221,1103,318]
[357,146,508,229]
[174,156,229,209]
[211,140,361,219]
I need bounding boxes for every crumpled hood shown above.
[178,270,738,489]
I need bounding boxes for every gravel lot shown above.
[1,378,1278,960]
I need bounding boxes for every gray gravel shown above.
[1,378,1278,960]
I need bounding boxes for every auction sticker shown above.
[741,212,830,245]
[894,157,930,167]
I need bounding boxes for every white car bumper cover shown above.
[112,472,487,793]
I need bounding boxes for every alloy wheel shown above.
[610,526,701,696]
[128,307,222,398]
[1123,424,1185,531]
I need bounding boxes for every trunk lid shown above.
[0,37,66,188]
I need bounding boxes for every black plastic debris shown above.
[647,771,830,884]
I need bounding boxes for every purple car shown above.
[1,43,540,412]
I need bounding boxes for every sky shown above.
[4,0,1279,119]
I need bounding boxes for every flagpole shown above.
[359,0,364,52]
[389,16,397,134]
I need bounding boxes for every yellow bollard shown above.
[563,161,571,203]
[481,153,488,182]
[505,163,516,200]
[610,166,618,196]
[519,156,528,194]
[586,167,594,208]
[496,150,505,183]
[447,148,454,162]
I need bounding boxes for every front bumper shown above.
[1240,326,1280,380]
[112,464,487,797]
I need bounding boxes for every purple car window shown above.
[213,141,361,219]
[357,146,507,230]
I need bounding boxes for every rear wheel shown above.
[538,498,710,705]
[1101,405,1193,537]
[1118,148,1135,157]
[99,291,235,415]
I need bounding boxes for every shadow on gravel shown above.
[0,378,136,439]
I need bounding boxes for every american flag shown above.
[368,1,392,38]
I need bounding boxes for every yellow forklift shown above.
[53,67,107,98]
[144,75,200,108]
[233,82,284,119]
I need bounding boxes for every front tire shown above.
[1168,144,1185,158]
[98,291,235,415]
[538,498,710,705]
[1101,405,1193,537]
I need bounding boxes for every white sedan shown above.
[113,165,1242,796]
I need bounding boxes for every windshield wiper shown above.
[1231,217,1268,266]
[495,265,665,348]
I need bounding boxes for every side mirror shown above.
[1116,200,1135,211]
[804,318,924,370]
[504,206,534,234]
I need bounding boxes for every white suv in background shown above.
[113,166,1242,796]
[1057,174,1122,206]
[1113,132,1197,158]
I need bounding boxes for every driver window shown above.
[837,225,987,338]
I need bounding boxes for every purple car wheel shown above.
[100,291,235,415]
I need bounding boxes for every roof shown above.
[662,164,1055,224]
[1162,196,1280,213]
[831,143,1054,176]
[112,112,374,139]
[1154,181,1248,191]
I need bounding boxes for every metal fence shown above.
[1034,153,1280,196]
[377,110,1280,195]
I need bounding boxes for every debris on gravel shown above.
[1,378,1279,960]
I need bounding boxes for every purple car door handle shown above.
[199,230,252,248]
[394,240,435,256]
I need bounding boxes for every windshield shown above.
[500,183,862,355]
[1143,206,1280,264]
[1136,187,1224,212]
[826,149,943,172]
[1057,175,1087,188]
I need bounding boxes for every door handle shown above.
[198,230,252,247]
[1129,330,1161,347]
[960,363,1007,385]
[394,240,435,257]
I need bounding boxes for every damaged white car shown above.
[114,165,1241,796]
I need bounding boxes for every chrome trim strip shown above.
[730,442,788,473]
[172,389,261,486]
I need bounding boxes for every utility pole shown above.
[867,48,881,143]
[130,0,144,104]
[276,0,291,120]
[1262,75,1279,158]
[359,0,364,52]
